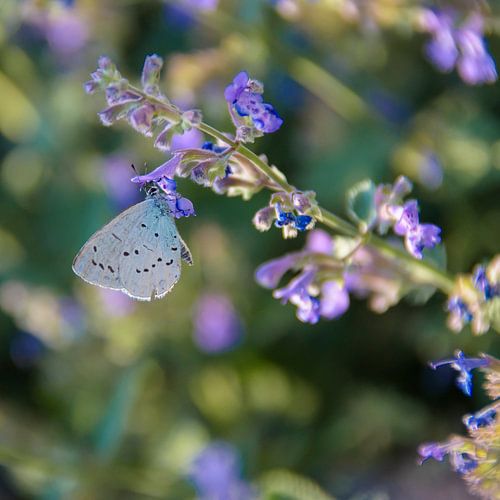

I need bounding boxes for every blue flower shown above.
[225,71,283,135]
[429,350,490,396]
[464,407,497,431]
[393,200,441,259]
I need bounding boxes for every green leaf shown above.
[346,179,377,232]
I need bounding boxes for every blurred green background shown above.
[0,0,499,498]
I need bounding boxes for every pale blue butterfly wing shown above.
[72,196,192,301]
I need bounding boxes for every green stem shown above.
[128,86,455,295]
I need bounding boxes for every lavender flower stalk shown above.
[85,55,500,333]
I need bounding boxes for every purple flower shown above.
[273,269,316,305]
[182,0,219,12]
[418,441,478,474]
[421,9,497,85]
[429,350,490,396]
[418,441,448,464]
[255,253,303,289]
[99,289,135,317]
[188,442,255,500]
[319,281,350,319]
[274,204,312,232]
[44,9,89,58]
[193,293,243,353]
[141,54,163,95]
[171,128,204,150]
[393,200,441,259]
[464,407,497,431]
[305,229,333,254]
[102,154,140,209]
[224,71,250,103]
[128,103,155,136]
[225,71,283,135]
[374,176,413,234]
[131,155,182,185]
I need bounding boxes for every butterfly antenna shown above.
[130,163,138,174]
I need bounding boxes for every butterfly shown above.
[72,191,192,301]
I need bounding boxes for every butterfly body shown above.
[73,194,192,301]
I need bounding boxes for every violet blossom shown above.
[225,71,283,139]
[256,230,350,324]
[193,293,243,353]
[188,442,255,500]
[421,8,497,85]
[429,350,490,396]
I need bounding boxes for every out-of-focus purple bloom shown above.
[182,0,219,12]
[464,407,497,431]
[393,200,441,259]
[421,8,497,85]
[273,269,316,305]
[225,71,283,136]
[194,293,243,353]
[10,331,45,368]
[256,230,351,324]
[188,442,255,500]
[305,229,333,254]
[429,350,490,396]
[456,15,497,85]
[44,9,89,58]
[319,281,350,319]
[255,253,303,289]
[171,128,204,150]
[101,154,140,210]
[99,289,135,317]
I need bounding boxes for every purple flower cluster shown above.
[225,71,283,141]
[374,176,441,259]
[193,293,243,353]
[447,258,500,334]
[429,350,490,396]
[420,9,497,85]
[188,442,255,500]
[253,191,318,239]
[255,230,349,324]
[85,55,202,153]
